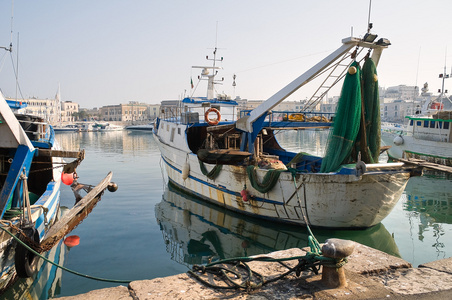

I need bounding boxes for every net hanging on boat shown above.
[320,61,362,173]
[320,57,381,173]
[355,57,381,163]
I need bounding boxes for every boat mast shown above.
[191,25,224,100]
[438,50,451,110]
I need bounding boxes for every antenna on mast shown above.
[367,0,373,33]
[1,0,14,52]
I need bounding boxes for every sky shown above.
[0,0,451,109]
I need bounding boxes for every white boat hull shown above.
[381,131,452,166]
[155,131,409,229]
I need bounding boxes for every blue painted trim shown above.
[182,97,238,106]
[161,155,282,205]
[34,181,59,223]
[0,145,35,218]
[6,99,28,109]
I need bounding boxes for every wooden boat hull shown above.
[155,131,410,229]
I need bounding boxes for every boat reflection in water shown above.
[155,183,400,267]
[403,175,452,255]
[1,235,67,299]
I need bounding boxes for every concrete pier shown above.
[58,243,452,299]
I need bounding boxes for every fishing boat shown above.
[0,92,116,292]
[154,30,420,229]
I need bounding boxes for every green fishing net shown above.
[357,57,381,163]
[320,57,381,173]
[320,61,362,173]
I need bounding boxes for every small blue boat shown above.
[0,92,116,292]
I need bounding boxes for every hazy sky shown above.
[0,1,451,108]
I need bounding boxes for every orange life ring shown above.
[204,108,221,126]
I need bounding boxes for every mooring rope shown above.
[0,226,132,284]
[187,237,344,291]
[188,169,346,290]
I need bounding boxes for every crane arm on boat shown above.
[235,37,389,134]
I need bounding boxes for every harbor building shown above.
[98,101,160,123]
[61,101,79,123]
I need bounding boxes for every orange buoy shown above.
[64,235,80,247]
[61,172,75,185]
[204,108,221,126]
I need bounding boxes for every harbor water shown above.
[6,129,452,298]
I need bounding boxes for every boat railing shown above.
[160,104,237,125]
[239,110,334,123]
[17,119,55,146]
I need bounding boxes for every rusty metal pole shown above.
[321,238,356,288]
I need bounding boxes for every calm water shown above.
[7,130,452,298]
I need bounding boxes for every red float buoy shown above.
[64,235,80,247]
[240,189,249,201]
[61,172,75,185]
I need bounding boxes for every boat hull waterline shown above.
[156,135,410,229]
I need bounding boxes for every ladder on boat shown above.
[302,47,366,112]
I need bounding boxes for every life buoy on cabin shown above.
[15,227,40,278]
[204,108,221,126]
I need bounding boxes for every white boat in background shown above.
[154,30,419,229]
[125,123,154,132]
[53,124,80,132]
[381,69,452,166]
[78,122,98,132]
[97,123,124,132]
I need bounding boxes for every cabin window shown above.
[430,121,436,128]
[438,122,442,129]
[416,121,421,126]
[410,120,413,126]
[170,128,175,142]
[423,121,428,128]
[445,122,450,130]
[178,128,181,135]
